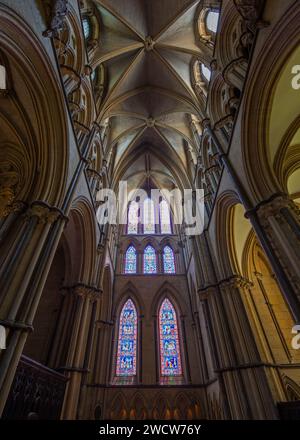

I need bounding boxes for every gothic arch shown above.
[0,4,69,207]
[173,392,194,420]
[67,197,97,283]
[151,282,188,318]
[242,2,300,201]
[109,392,128,420]
[129,393,148,420]
[113,285,144,319]
[214,190,242,278]
[152,393,171,420]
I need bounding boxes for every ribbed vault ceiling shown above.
[94,0,207,192]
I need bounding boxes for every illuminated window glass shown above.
[201,63,211,82]
[124,246,137,274]
[127,201,139,234]
[163,246,176,274]
[91,69,96,82]
[143,198,155,234]
[116,299,137,376]
[206,11,219,33]
[160,200,172,234]
[143,245,157,274]
[159,299,182,376]
[0,65,6,90]
[83,18,91,40]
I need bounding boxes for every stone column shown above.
[61,284,100,420]
[254,195,300,304]
[0,201,66,416]
[200,275,279,419]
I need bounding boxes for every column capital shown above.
[62,283,102,301]
[25,201,68,225]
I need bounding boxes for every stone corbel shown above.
[43,0,69,38]
[233,0,268,32]
[25,201,68,225]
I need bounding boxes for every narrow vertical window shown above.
[124,246,137,274]
[127,201,139,234]
[83,18,91,40]
[163,246,176,274]
[206,11,219,33]
[0,65,6,90]
[143,245,157,274]
[201,63,211,82]
[143,198,155,234]
[159,299,182,376]
[160,200,172,234]
[116,299,137,376]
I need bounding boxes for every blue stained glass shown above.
[160,200,172,234]
[116,299,137,376]
[143,245,157,274]
[159,299,182,376]
[163,246,176,274]
[125,246,137,274]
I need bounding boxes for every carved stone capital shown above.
[25,201,67,225]
[220,275,253,290]
[256,195,299,224]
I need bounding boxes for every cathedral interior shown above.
[0,0,300,421]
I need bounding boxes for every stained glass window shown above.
[206,11,219,33]
[124,246,137,274]
[143,245,157,274]
[83,18,91,40]
[116,299,137,376]
[127,201,139,234]
[163,246,176,274]
[159,299,182,376]
[201,63,211,82]
[143,198,155,234]
[160,200,172,234]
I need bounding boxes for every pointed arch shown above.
[163,245,176,274]
[127,200,139,234]
[124,245,137,274]
[116,298,138,377]
[159,298,182,377]
[160,199,172,234]
[143,244,157,274]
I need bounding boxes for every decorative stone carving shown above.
[25,201,66,225]
[0,163,20,218]
[43,0,69,38]
[234,0,266,31]
[144,36,155,52]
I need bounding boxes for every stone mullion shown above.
[157,250,163,274]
